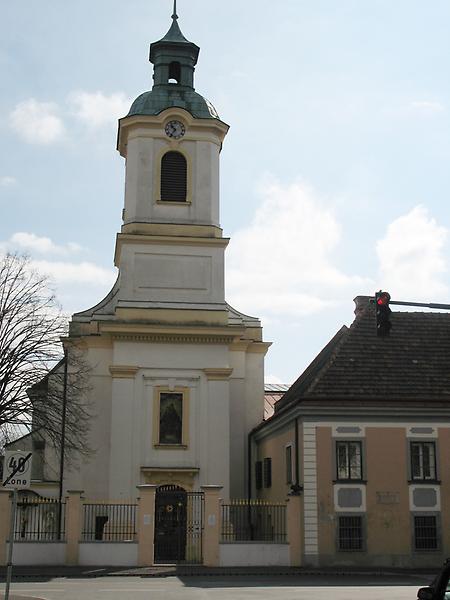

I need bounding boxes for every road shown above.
[0,573,431,600]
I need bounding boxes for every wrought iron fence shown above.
[221,499,286,543]
[14,497,66,541]
[82,502,137,541]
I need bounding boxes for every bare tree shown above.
[0,253,91,459]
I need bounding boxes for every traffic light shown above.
[375,291,391,336]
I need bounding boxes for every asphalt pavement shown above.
[0,572,433,600]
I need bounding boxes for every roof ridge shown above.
[304,325,350,395]
[274,325,349,411]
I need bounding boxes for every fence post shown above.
[65,490,84,566]
[201,485,222,567]
[286,493,303,566]
[137,484,157,566]
[0,490,11,566]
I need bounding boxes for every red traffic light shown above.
[376,291,391,306]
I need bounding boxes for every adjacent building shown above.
[252,296,450,567]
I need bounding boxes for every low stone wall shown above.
[79,542,138,566]
[11,542,66,566]
[219,542,290,567]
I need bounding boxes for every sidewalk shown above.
[0,564,438,580]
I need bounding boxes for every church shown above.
[24,7,270,502]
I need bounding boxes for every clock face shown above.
[165,120,185,139]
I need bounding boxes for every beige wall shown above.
[255,424,295,502]
[438,427,450,556]
[365,427,410,559]
[257,418,450,567]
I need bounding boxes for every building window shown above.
[159,392,183,444]
[336,441,363,480]
[161,151,187,202]
[286,445,293,484]
[263,457,272,488]
[153,387,189,448]
[414,515,438,550]
[255,461,262,490]
[168,61,181,83]
[411,442,436,481]
[338,515,363,551]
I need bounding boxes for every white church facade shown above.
[24,10,269,502]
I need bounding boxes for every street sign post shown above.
[2,450,33,600]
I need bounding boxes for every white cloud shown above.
[264,374,284,385]
[410,100,445,115]
[10,99,65,144]
[9,232,82,256]
[226,179,369,320]
[32,259,116,287]
[0,176,17,187]
[69,91,131,127]
[376,206,449,301]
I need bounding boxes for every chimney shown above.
[353,295,372,318]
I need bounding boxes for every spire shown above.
[149,5,200,89]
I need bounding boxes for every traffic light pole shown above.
[389,300,450,310]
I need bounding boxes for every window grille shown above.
[411,442,436,481]
[255,461,262,490]
[161,151,187,202]
[414,515,438,550]
[263,457,272,488]
[336,441,362,480]
[338,515,363,551]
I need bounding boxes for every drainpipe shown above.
[247,429,253,501]
[290,417,303,495]
[58,346,69,538]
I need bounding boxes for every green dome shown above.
[129,11,220,121]
[127,86,220,120]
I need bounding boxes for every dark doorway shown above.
[154,485,204,564]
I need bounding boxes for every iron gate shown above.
[154,485,204,564]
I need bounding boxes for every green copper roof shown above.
[126,10,220,120]
[127,87,220,120]
[157,17,190,44]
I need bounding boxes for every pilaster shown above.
[201,485,222,567]
[137,484,157,566]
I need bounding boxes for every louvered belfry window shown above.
[161,151,187,202]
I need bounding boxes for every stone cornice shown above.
[246,342,272,354]
[110,332,237,344]
[109,365,139,379]
[203,368,233,381]
[114,233,229,266]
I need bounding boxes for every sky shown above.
[1,1,450,384]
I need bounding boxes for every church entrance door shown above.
[154,485,204,564]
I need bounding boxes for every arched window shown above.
[168,61,181,84]
[160,151,187,202]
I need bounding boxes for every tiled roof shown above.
[264,385,290,419]
[276,297,450,411]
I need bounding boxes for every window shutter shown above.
[161,151,187,202]
[255,461,262,490]
[263,457,272,488]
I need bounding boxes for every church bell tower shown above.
[115,8,230,323]
[70,7,269,501]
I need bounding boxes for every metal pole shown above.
[58,346,69,538]
[5,488,17,600]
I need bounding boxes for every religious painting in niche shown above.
[159,392,183,444]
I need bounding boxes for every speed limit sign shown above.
[2,450,33,489]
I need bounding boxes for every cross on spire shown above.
[172,0,178,20]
